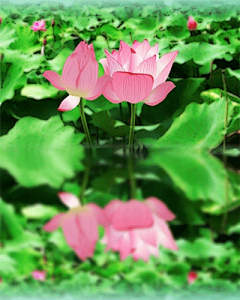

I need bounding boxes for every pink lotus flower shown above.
[100,40,178,106]
[188,271,198,284]
[30,20,46,32]
[187,16,197,31]
[102,198,178,262]
[32,270,46,281]
[43,192,108,260]
[43,41,112,111]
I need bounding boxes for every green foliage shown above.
[0,116,85,188]
[155,98,233,150]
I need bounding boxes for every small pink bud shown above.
[51,19,55,27]
[0,17,2,25]
[187,16,197,31]
[188,271,198,284]
[32,270,46,281]
[43,38,47,45]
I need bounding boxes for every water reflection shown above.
[0,145,239,293]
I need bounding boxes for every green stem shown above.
[79,160,92,205]
[221,69,228,154]
[128,155,136,199]
[128,103,136,153]
[79,98,92,148]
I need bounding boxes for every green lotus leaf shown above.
[0,116,85,188]
[21,84,60,100]
[155,98,234,150]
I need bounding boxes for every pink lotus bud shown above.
[188,271,198,284]
[51,19,55,27]
[0,17,2,25]
[31,20,46,32]
[43,192,109,261]
[100,40,178,106]
[187,16,197,31]
[43,38,47,45]
[102,198,178,262]
[43,41,112,111]
[32,270,46,281]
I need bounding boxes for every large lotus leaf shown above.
[86,95,116,113]
[73,16,99,31]
[226,68,240,81]
[0,116,85,188]
[0,64,27,105]
[200,88,240,135]
[0,26,16,49]
[91,111,129,137]
[47,48,72,73]
[99,25,123,40]
[155,98,234,150]
[209,68,240,97]
[0,199,24,240]
[200,88,240,104]
[171,42,234,65]
[21,84,60,100]
[140,179,205,225]
[141,78,206,126]
[147,150,233,204]
[2,50,44,73]
[10,25,39,54]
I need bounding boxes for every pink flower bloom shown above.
[32,270,46,281]
[43,192,108,261]
[102,198,178,262]
[43,41,112,111]
[100,40,178,106]
[30,20,46,32]
[188,271,198,284]
[187,16,197,31]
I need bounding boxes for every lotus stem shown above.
[129,103,136,153]
[221,69,228,155]
[79,98,92,149]
[128,154,136,199]
[79,160,92,205]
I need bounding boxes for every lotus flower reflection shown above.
[43,192,108,260]
[102,198,178,261]
[100,40,178,106]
